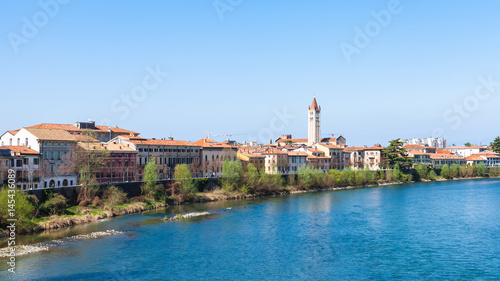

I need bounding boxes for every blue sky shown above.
[1,0,500,147]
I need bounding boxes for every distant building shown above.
[308,97,321,146]
[193,139,237,178]
[444,146,488,157]
[1,146,40,189]
[403,138,446,149]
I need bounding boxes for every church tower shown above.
[308,97,321,146]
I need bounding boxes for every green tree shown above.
[464,142,476,147]
[297,165,315,188]
[381,138,414,171]
[450,164,460,178]
[0,188,36,232]
[490,137,500,153]
[440,165,451,179]
[142,157,161,199]
[242,163,260,193]
[175,164,196,195]
[474,162,487,177]
[221,159,244,192]
[429,170,437,180]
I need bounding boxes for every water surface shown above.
[2,179,499,280]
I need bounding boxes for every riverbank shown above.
[2,176,498,242]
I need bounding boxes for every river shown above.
[1,179,499,280]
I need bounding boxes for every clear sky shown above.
[1,0,500,147]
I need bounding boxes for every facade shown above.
[1,146,40,189]
[258,147,289,174]
[429,153,466,168]
[466,151,500,167]
[445,146,488,158]
[315,143,348,170]
[194,139,238,177]
[308,97,321,146]
[114,136,201,180]
[287,151,308,174]
[237,150,265,171]
[77,142,138,183]
[0,128,78,188]
[407,150,432,166]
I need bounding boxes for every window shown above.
[26,138,28,146]
[57,152,61,160]
[51,152,54,160]
[23,158,28,165]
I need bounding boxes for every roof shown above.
[317,143,343,149]
[77,142,136,152]
[466,155,487,161]
[445,146,486,150]
[429,154,465,160]
[24,128,77,141]
[27,123,139,136]
[407,150,430,156]
[237,150,265,158]
[260,147,288,155]
[309,97,320,111]
[3,146,39,156]
[287,151,309,157]
[125,137,197,147]
[275,138,308,144]
[436,149,453,154]
[193,139,234,149]
[403,144,427,149]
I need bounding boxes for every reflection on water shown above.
[1,179,499,280]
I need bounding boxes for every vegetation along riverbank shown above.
[1,154,499,239]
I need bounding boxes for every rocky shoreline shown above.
[0,230,125,258]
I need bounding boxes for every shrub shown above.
[0,187,36,231]
[103,185,128,206]
[40,193,68,216]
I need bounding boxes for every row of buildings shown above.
[1,99,499,190]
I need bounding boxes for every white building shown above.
[0,128,78,188]
[308,97,321,146]
[444,146,488,158]
[403,138,447,149]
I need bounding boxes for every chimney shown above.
[168,137,173,140]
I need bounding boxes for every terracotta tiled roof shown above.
[24,128,77,141]
[466,155,487,161]
[436,149,453,154]
[8,130,20,135]
[430,154,465,160]
[445,146,486,150]
[407,150,430,156]
[193,139,233,149]
[287,151,309,156]
[317,143,343,149]
[27,123,138,136]
[403,144,427,149]
[126,138,197,147]
[309,97,320,111]
[275,138,308,144]
[3,146,39,155]
[78,142,136,152]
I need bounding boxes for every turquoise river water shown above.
[1,179,499,280]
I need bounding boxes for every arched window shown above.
[62,179,68,186]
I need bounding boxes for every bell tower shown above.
[308,97,321,146]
